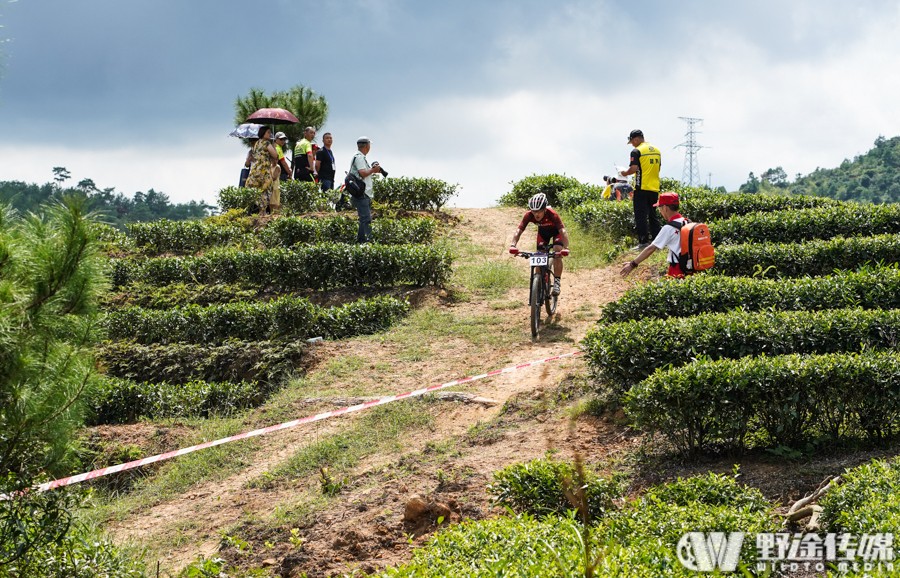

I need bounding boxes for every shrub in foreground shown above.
[382,472,774,578]
[488,457,623,519]
[820,457,900,534]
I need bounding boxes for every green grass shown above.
[376,307,519,350]
[453,260,520,297]
[83,416,263,524]
[558,209,624,270]
[250,400,435,488]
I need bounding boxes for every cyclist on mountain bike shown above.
[509,193,570,296]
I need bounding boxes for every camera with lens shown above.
[372,162,389,178]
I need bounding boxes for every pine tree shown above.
[0,197,110,569]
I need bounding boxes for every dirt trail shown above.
[105,207,636,576]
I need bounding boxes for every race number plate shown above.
[530,254,549,267]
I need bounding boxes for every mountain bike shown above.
[509,244,569,338]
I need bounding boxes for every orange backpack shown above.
[668,220,715,273]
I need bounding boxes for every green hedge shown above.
[111,243,453,290]
[127,219,249,254]
[259,215,437,247]
[600,266,900,324]
[570,192,838,240]
[557,184,606,208]
[217,181,330,214]
[583,307,900,393]
[626,351,900,452]
[820,457,900,534]
[382,472,774,578]
[127,215,438,255]
[488,458,623,519]
[497,174,582,208]
[714,233,900,278]
[373,177,458,211]
[96,339,304,385]
[106,295,409,345]
[87,377,271,424]
[712,203,900,245]
[105,282,259,309]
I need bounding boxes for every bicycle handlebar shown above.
[509,246,569,258]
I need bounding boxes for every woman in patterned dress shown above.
[244,125,279,216]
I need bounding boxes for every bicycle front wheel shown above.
[544,270,558,316]
[530,272,542,338]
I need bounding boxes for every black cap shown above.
[627,129,644,143]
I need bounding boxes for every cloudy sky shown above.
[1,0,899,208]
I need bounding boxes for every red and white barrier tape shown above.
[35,350,583,493]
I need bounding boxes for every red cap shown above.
[653,192,679,207]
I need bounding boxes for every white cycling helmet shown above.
[528,193,548,211]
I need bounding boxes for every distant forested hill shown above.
[790,136,900,203]
[739,136,900,203]
[0,176,213,228]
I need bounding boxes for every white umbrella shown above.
[230,123,263,138]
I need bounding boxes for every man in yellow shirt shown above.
[292,126,317,182]
[619,129,662,250]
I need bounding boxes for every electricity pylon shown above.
[675,117,706,186]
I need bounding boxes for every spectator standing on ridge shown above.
[317,133,345,209]
[293,126,317,182]
[274,132,291,182]
[620,191,688,279]
[348,136,383,243]
[619,129,662,250]
[244,126,279,216]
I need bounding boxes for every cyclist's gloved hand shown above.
[509,246,519,254]
[560,249,569,257]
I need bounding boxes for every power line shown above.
[675,117,707,186]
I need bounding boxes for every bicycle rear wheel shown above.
[530,272,542,338]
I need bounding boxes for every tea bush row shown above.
[127,215,438,255]
[583,307,900,393]
[106,295,408,345]
[570,192,838,240]
[260,215,436,248]
[96,339,304,385]
[600,266,900,324]
[714,233,900,278]
[110,243,453,290]
[104,282,260,310]
[218,181,330,214]
[382,471,774,577]
[627,351,900,452]
[374,177,458,211]
[712,203,900,246]
[86,377,271,424]
[218,177,458,214]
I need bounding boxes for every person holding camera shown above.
[349,136,384,243]
[603,175,633,201]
